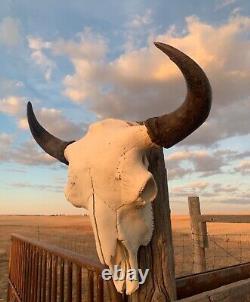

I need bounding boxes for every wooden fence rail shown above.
[7,234,124,302]
[6,223,250,301]
[188,196,250,274]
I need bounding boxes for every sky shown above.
[0,0,250,215]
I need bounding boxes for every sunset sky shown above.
[0,0,250,215]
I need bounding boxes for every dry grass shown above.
[1,215,250,301]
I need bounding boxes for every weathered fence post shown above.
[129,148,177,302]
[188,196,207,273]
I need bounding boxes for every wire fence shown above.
[2,226,250,275]
[6,227,250,277]
[2,226,250,300]
[173,232,250,276]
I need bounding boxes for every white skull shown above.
[64,119,157,294]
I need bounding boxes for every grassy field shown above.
[1,215,250,301]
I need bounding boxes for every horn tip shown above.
[154,41,161,48]
[27,101,33,111]
[154,41,172,52]
[154,41,167,47]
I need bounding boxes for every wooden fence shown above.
[7,232,250,301]
[188,196,250,273]
[7,234,124,302]
[7,224,250,301]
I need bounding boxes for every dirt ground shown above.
[1,215,250,301]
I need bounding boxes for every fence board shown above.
[7,234,122,302]
[199,215,250,223]
[176,261,250,299]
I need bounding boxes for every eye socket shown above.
[142,153,149,168]
[140,176,157,203]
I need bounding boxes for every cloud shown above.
[0,17,21,47]
[230,150,250,160]
[3,140,77,167]
[167,167,193,179]
[215,0,237,10]
[166,147,250,182]
[20,107,85,146]
[171,180,209,196]
[9,182,62,192]
[5,140,56,166]
[234,160,250,175]
[185,152,223,176]
[212,183,239,193]
[166,149,230,178]
[220,198,250,205]
[27,36,51,50]
[27,29,107,100]
[0,104,86,165]
[127,9,153,29]
[0,96,25,115]
[0,133,13,161]
[0,78,24,97]
[27,36,55,81]
[51,28,108,102]
[33,14,249,147]
[0,95,85,140]
[2,167,26,173]
[18,118,28,129]
[0,132,12,145]
[169,179,249,207]
[0,100,86,166]
[33,106,86,140]
[122,9,156,52]
[51,28,107,62]
[166,147,250,207]
[216,191,250,205]
[31,50,55,81]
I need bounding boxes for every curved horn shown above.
[143,42,212,148]
[27,102,74,165]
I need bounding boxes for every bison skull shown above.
[27,43,211,295]
[65,119,156,293]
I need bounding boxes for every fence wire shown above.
[2,225,250,301]
[14,228,250,277]
[173,232,250,276]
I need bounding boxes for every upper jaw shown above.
[109,240,140,294]
[88,193,154,294]
[87,194,140,294]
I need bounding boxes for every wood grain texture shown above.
[128,147,176,302]
[188,196,206,273]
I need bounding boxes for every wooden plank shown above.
[76,266,82,302]
[11,233,104,272]
[176,262,250,300]
[59,258,64,302]
[199,215,250,223]
[87,270,94,302]
[67,262,73,302]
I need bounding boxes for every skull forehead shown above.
[64,118,152,164]
[64,118,155,209]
